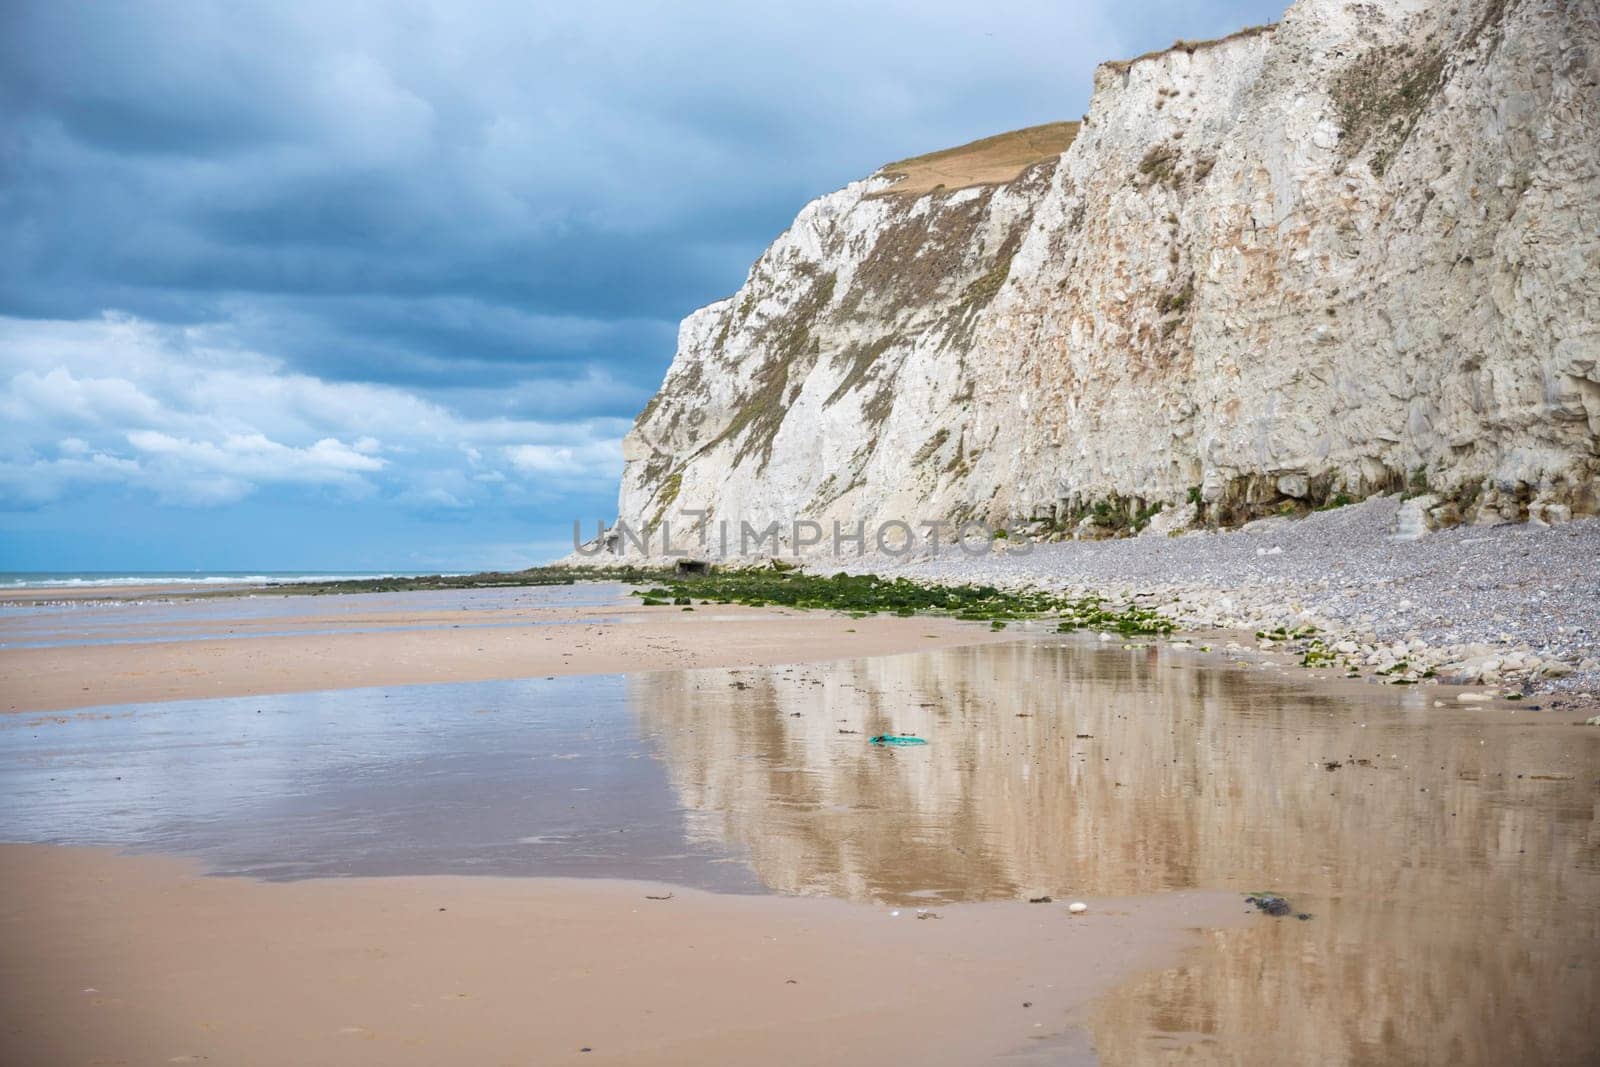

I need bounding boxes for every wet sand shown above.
[0,844,1241,1065]
[0,586,1001,712]
[3,587,1597,1063]
[637,646,1600,1062]
[0,581,269,603]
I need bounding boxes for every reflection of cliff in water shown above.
[632,639,1600,1063]
[632,639,1595,904]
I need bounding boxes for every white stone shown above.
[1277,474,1310,498]
[1392,496,1441,542]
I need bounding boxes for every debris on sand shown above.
[1245,893,1310,919]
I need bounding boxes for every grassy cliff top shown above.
[1100,23,1276,74]
[873,120,1080,198]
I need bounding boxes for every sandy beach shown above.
[0,586,1002,713]
[0,844,1243,1065]
[0,583,1109,1065]
[2,579,1597,1065]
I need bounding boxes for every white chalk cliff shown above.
[614,0,1599,552]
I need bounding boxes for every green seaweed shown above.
[626,570,1176,636]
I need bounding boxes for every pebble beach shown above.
[843,497,1600,713]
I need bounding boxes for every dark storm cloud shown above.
[1,0,1283,370]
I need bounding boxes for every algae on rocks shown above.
[626,569,1176,636]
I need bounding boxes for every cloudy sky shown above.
[0,0,1282,572]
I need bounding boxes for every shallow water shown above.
[0,582,634,647]
[1,637,1596,1062]
[0,673,759,890]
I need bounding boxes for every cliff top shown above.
[1100,22,1277,74]
[868,24,1280,199]
[872,120,1080,198]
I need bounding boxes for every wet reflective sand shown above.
[0,583,985,711]
[0,674,760,890]
[2,636,1596,1062]
[0,582,633,648]
[636,641,1600,1063]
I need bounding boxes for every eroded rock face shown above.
[617,0,1599,553]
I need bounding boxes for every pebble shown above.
[829,497,1600,704]
[1068,902,1088,914]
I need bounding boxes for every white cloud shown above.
[0,313,627,509]
[504,440,622,479]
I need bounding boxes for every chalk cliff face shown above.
[617,0,1599,551]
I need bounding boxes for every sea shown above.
[0,571,442,589]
